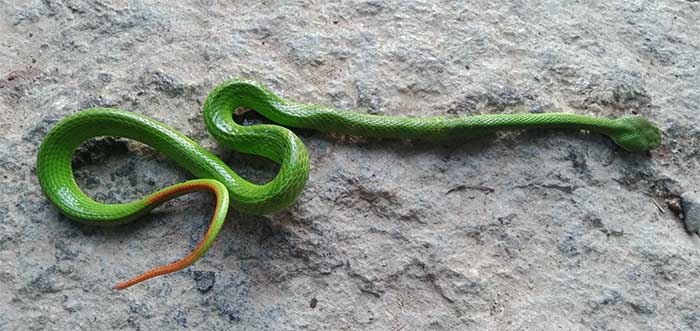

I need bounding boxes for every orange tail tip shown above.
[114,179,229,290]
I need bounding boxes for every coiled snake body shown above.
[36,79,661,289]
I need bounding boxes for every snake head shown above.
[609,116,662,152]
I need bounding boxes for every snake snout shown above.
[610,116,662,152]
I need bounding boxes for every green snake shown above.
[36,79,662,289]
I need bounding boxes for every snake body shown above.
[36,79,662,289]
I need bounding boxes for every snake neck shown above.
[273,104,661,151]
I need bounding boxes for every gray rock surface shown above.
[1,1,699,330]
[682,191,700,233]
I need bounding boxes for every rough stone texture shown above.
[682,191,700,233]
[1,1,699,330]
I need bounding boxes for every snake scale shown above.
[36,79,662,289]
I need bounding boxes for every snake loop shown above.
[36,79,661,289]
